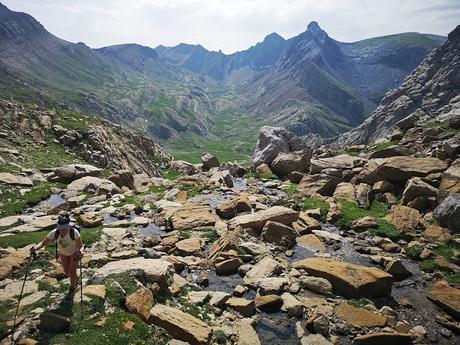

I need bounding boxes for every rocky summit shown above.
[0,3,459,345]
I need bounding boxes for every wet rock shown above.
[39,312,70,333]
[228,206,298,231]
[335,302,387,328]
[428,280,460,320]
[148,304,212,345]
[293,258,393,298]
[226,297,256,316]
[255,294,283,313]
[270,150,313,178]
[169,203,217,231]
[353,332,414,345]
[215,258,243,275]
[299,276,332,295]
[216,197,252,219]
[433,193,460,232]
[261,221,297,244]
[201,153,220,171]
[126,287,154,321]
[253,126,306,168]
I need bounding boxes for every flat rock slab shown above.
[91,257,173,290]
[0,248,30,280]
[148,304,212,345]
[243,256,282,286]
[236,319,261,345]
[0,172,33,186]
[169,203,217,231]
[353,332,414,345]
[428,280,460,321]
[335,302,387,328]
[228,206,298,231]
[292,257,393,298]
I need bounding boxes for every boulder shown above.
[359,157,448,184]
[169,204,217,231]
[292,258,393,298]
[39,312,70,333]
[299,174,341,196]
[423,224,452,244]
[255,163,273,176]
[228,206,299,231]
[372,181,394,193]
[355,183,372,209]
[220,162,247,177]
[49,164,101,183]
[300,276,332,295]
[236,319,261,345]
[175,238,203,256]
[270,150,313,177]
[261,221,297,244]
[108,170,135,189]
[253,126,306,168]
[0,172,32,186]
[207,170,233,188]
[396,114,418,130]
[401,177,438,205]
[438,163,460,201]
[257,277,288,295]
[0,248,30,280]
[281,292,303,317]
[67,176,120,194]
[300,334,333,345]
[91,258,174,291]
[310,155,367,174]
[255,295,283,313]
[126,287,154,321]
[148,304,212,345]
[171,160,197,175]
[226,298,255,316]
[201,153,220,171]
[243,256,282,286]
[296,234,326,252]
[433,193,460,232]
[78,214,103,228]
[385,205,422,233]
[383,259,411,280]
[335,302,387,328]
[351,217,378,230]
[216,197,252,219]
[427,280,460,320]
[215,258,243,275]
[333,182,357,203]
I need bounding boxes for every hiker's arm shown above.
[75,237,84,258]
[31,237,52,252]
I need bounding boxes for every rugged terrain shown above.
[0,3,447,161]
[0,97,460,344]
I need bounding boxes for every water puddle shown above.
[102,213,135,224]
[137,223,164,237]
[255,314,298,345]
[233,178,248,191]
[35,194,66,211]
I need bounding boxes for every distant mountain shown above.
[333,25,460,147]
[0,2,448,161]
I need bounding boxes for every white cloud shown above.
[2,0,459,53]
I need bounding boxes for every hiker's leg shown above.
[68,256,77,289]
[60,254,70,276]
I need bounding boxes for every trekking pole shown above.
[11,252,35,345]
[75,257,84,333]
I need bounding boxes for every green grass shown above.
[0,181,66,218]
[419,259,436,272]
[447,273,460,285]
[201,228,220,242]
[348,298,371,308]
[0,230,51,250]
[179,230,192,239]
[433,241,460,261]
[282,182,300,195]
[165,290,212,323]
[161,168,183,180]
[366,140,399,153]
[302,196,330,222]
[406,244,423,259]
[80,226,103,246]
[213,330,227,344]
[148,184,168,199]
[335,200,400,240]
[0,299,15,338]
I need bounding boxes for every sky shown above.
[2,0,459,54]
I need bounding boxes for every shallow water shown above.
[255,314,298,345]
[137,223,164,237]
[36,193,66,209]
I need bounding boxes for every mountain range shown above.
[0,2,447,162]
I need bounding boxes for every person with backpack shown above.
[30,214,84,294]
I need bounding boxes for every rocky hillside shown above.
[333,25,460,147]
[1,115,460,344]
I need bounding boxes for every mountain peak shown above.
[307,21,321,32]
[264,32,284,42]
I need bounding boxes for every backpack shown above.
[52,226,78,261]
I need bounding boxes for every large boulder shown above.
[108,170,135,189]
[428,280,460,320]
[310,155,367,174]
[216,197,252,219]
[385,205,422,233]
[299,174,341,197]
[359,156,448,184]
[169,203,217,231]
[201,153,220,171]
[67,176,121,194]
[243,256,282,286]
[207,170,233,188]
[253,126,306,168]
[433,193,460,232]
[261,221,297,244]
[91,258,174,291]
[270,150,313,178]
[171,160,197,175]
[292,258,393,298]
[438,162,460,201]
[401,177,438,205]
[335,302,387,328]
[49,164,101,183]
[126,287,154,321]
[148,304,212,345]
[228,206,299,231]
[0,172,33,186]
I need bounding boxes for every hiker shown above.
[30,214,84,293]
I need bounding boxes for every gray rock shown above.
[434,193,460,232]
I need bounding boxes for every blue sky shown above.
[2,0,459,53]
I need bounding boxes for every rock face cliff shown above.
[334,25,460,147]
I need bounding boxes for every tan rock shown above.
[292,257,393,298]
[0,247,30,280]
[428,280,460,320]
[296,234,325,252]
[126,287,154,321]
[423,224,452,244]
[335,302,387,328]
[169,204,217,231]
[216,197,252,219]
[243,256,282,286]
[215,258,243,275]
[351,216,378,230]
[236,319,261,345]
[310,155,367,174]
[0,172,33,186]
[255,294,283,313]
[175,237,203,256]
[385,205,422,233]
[299,174,341,197]
[78,213,103,227]
[148,304,212,345]
[226,297,255,316]
[228,206,298,231]
[333,182,357,203]
[353,332,414,345]
[261,221,297,244]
